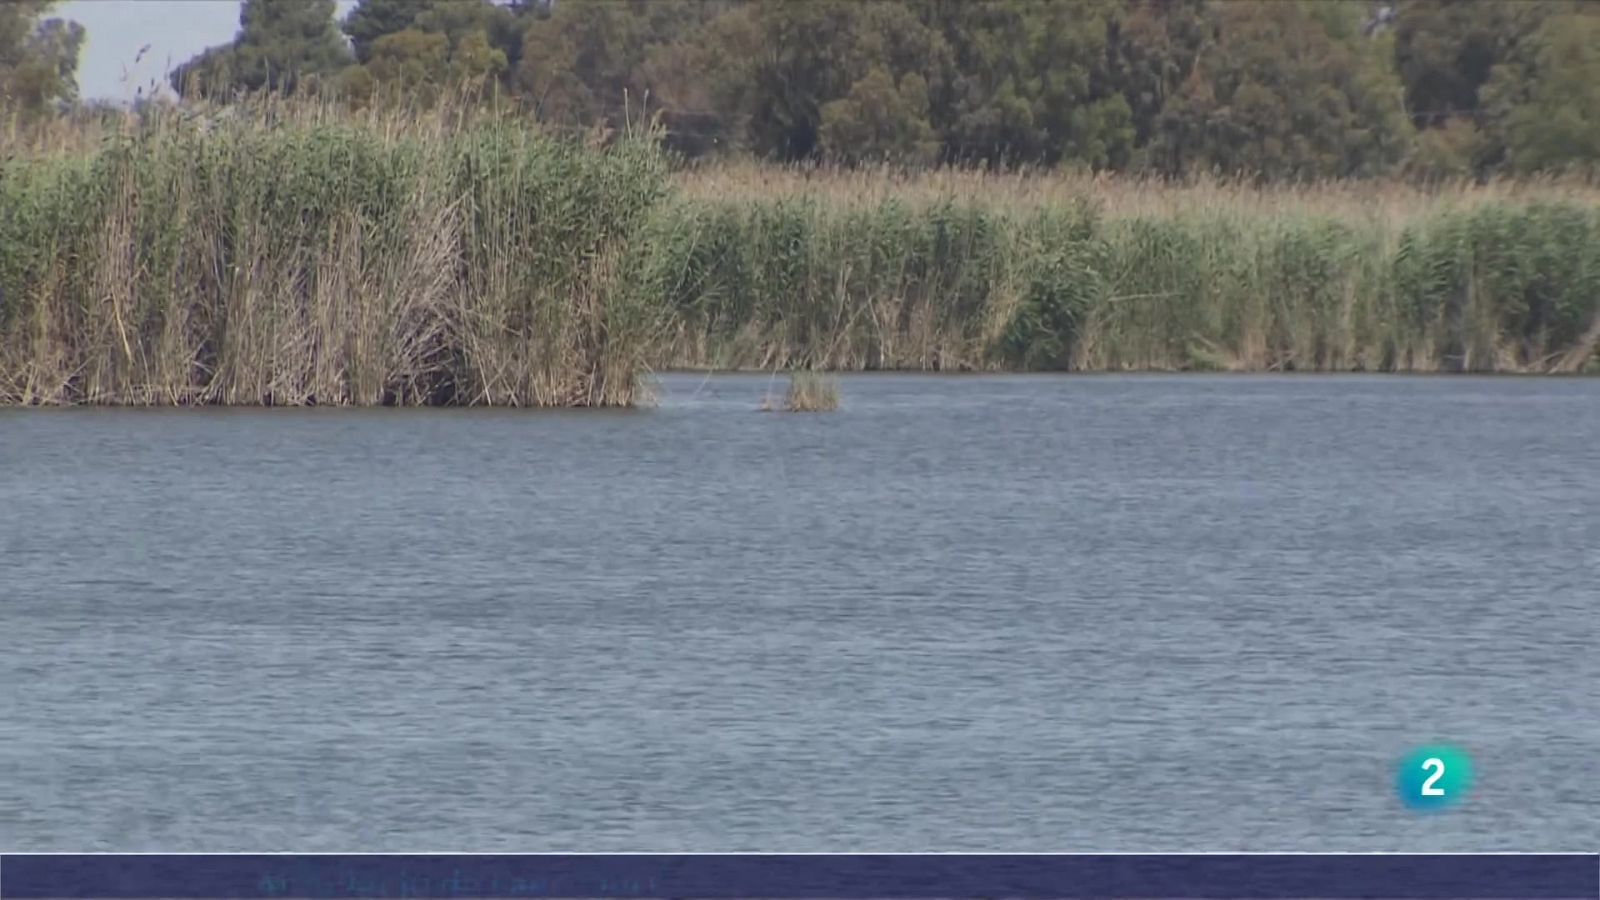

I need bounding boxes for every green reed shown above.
[779,371,841,412]
[3,110,1597,408]
[650,174,1600,374]
[0,104,668,406]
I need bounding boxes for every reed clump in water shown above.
[0,97,670,406]
[775,371,840,412]
[650,165,1600,374]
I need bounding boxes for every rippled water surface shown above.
[2,374,1597,850]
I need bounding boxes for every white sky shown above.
[56,0,358,102]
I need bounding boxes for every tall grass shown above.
[656,165,1600,373]
[763,371,840,412]
[0,100,669,406]
[3,109,1598,408]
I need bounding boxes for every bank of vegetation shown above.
[10,0,1600,180]
[657,165,1600,375]
[3,105,1597,406]
[0,106,671,406]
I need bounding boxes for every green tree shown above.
[342,0,432,63]
[451,28,509,83]
[920,0,1133,166]
[1405,114,1485,180]
[343,28,505,106]
[1150,0,1411,179]
[1389,0,1589,173]
[698,0,947,160]
[131,0,1600,179]
[412,0,528,74]
[1392,0,1548,128]
[1104,0,1210,160]
[172,0,350,97]
[632,4,751,156]
[819,67,938,164]
[339,0,518,106]
[514,0,732,136]
[1496,13,1600,173]
[362,27,448,98]
[0,0,84,118]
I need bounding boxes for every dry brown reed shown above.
[0,96,669,406]
[4,101,1599,406]
[653,163,1600,374]
[760,371,840,412]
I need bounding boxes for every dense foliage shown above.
[150,0,1600,179]
[0,0,84,120]
[0,108,671,406]
[649,171,1600,374]
[3,106,1596,406]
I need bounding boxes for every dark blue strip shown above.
[1,854,1594,899]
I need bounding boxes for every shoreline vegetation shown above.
[3,104,1598,407]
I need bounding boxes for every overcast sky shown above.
[57,0,358,102]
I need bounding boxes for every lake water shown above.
[2,373,1597,851]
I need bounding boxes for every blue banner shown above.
[2,854,1595,899]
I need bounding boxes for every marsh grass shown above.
[3,103,1599,407]
[0,97,670,406]
[657,165,1600,374]
[763,370,840,412]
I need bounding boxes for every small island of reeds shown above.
[760,371,840,413]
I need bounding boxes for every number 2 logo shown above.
[1397,745,1471,811]
[1420,757,1446,796]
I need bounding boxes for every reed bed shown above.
[3,106,1598,408]
[656,166,1600,373]
[764,371,840,412]
[0,101,670,406]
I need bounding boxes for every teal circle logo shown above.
[1396,745,1473,811]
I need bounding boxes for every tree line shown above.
[5,0,1599,179]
